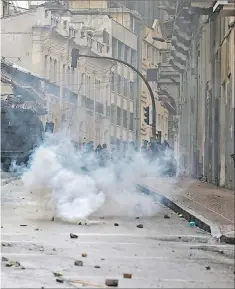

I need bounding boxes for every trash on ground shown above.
[123,273,132,279]
[5,261,16,267]
[53,272,63,277]
[137,224,143,228]
[105,279,119,287]
[164,214,170,219]
[70,233,78,239]
[178,214,183,218]
[82,253,87,257]
[74,260,83,266]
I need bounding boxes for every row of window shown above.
[112,37,137,67]
[111,72,135,100]
[111,104,134,131]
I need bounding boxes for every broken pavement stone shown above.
[114,223,119,227]
[53,272,63,277]
[123,273,132,279]
[2,257,8,262]
[105,279,119,287]
[81,253,87,257]
[70,233,78,239]
[137,224,143,228]
[164,214,170,219]
[74,260,83,267]
[56,278,64,283]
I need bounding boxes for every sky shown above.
[13,1,46,9]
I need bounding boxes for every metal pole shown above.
[79,54,157,138]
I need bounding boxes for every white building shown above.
[1,3,138,147]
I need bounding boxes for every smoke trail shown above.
[22,133,174,223]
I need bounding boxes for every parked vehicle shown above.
[1,106,44,170]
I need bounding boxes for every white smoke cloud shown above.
[22,133,175,223]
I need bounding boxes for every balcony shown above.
[191,0,215,9]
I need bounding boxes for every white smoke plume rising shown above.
[22,133,175,223]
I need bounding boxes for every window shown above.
[44,55,48,78]
[54,59,57,82]
[130,81,134,100]
[49,57,52,80]
[87,75,91,98]
[124,78,128,96]
[111,72,115,91]
[124,45,128,62]
[67,66,71,88]
[147,44,152,60]
[63,64,66,84]
[117,75,121,94]
[81,73,85,96]
[112,37,117,58]
[129,112,134,131]
[63,21,67,30]
[111,104,115,123]
[117,107,121,126]
[143,42,147,59]
[118,41,122,59]
[95,79,101,102]
[161,116,164,130]
[131,49,137,67]
[123,109,127,128]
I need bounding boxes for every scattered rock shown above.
[94,266,100,269]
[78,222,82,225]
[15,261,21,267]
[1,226,3,228]
[114,223,119,227]
[172,250,174,253]
[2,257,8,262]
[101,258,105,261]
[189,253,192,257]
[39,247,44,252]
[123,273,132,279]
[20,224,27,227]
[82,253,87,258]
[53,248,56,251]
[74,260,83,267]
[164,214,170,219]
[21,267,25,270]
[70,233,78,239]
[53,272,63,277]
[56,278,64,283]
[105,279,119,287]
[206,266,211,270]
[85,223,87,225]
[135,217,139,219]
[51,217,54,222]
[137,224,143,229]
[35,228,39,231]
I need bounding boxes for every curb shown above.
[136,184,235,245]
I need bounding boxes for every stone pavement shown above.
[138,177,234,243]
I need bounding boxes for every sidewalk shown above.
[138,177,234,244]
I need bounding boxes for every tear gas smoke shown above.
[22,133,175,223]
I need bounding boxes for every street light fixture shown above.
[71,49,157,138]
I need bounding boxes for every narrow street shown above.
[1,179,234,288]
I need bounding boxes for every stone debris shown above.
[137,224,143,228]
[53,272,63,277]
[94,266,100,269]
[105,279,119,287]
[70,233,78,239]
[53,248,56,251]
[135,217,139,219]
[114,223,119,226]
[35,228,39,231]
[20,224,27,227]
[81,253,87,257]
[123,273,132,279]
[74,260,83,267]
[164,214,170,219]
[56,278,64,283]
[206,266,211,270]
[51,217,54,222]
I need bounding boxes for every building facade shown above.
[1,3,138,147]
[161,0,235,189]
